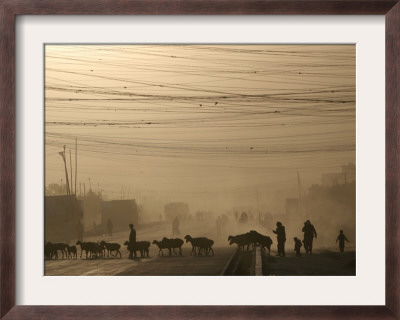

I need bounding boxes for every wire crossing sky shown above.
[45,45,355,210]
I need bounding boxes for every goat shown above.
[66,245,78,259]
[184,235,214,256]
[152,240,168,256]
[124,241,150,258]
[100,240,121,258]
[161,237,184,256]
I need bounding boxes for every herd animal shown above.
[100,240,122,258]
[184,235,214,256]
[44,242,69,260]
[45,229,273,260]
[153,237,184,256]
[228,230,273,255]
[124,240,151,258]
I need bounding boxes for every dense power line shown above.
[45,44,355,198]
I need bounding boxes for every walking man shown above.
[128,223,136,259]
[302,220,317,254]
[336,230,349,253]
[273,221,286,257]
[172,216,180,236]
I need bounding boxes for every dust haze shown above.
[44,45,355,275]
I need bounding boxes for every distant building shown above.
[342,163,356,184]
[101,199,138,232]
[45,195,82,243]
[164,202,189,221]
[321,163,356,186]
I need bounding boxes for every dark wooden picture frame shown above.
[1,1,399,319]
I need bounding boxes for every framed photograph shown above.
[1,1,399,319]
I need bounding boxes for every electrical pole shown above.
[75,138,77,196]
[59,145,70,195]
[69,150,73,195]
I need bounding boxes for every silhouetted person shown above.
[336,230,349,252]
[172,216,180,236]
[302,220,317,254]
[294,237,302,257]
[107,219,113,236]
[128,223,136,259]
[239,212,248,224]
[273,221,286,257]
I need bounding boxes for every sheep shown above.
[76,241,90,259]
[184,235,214,256]
[228,233,254,251]
[152,240,168,256]
[76,241,100,259]
[44,244,50,260]
[124,241,150,258]
[89,242,104,259]
[197,238,214,256]
[44,242,57,260]
[161,237,184,256]
[100,240,121,258]
[184,235,202,255]
[228,231,273,254]
[44,242,68,259]
[66,245,78,259]
[249,230,273,255]
[136,241,150,258]
[48,242,68,259]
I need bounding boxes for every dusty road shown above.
[45,219,356,276]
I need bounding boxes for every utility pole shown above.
[69,150,73,195]
[59,145,70,195]
[75,138,78,196]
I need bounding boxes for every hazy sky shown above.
[45,45,355,212]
